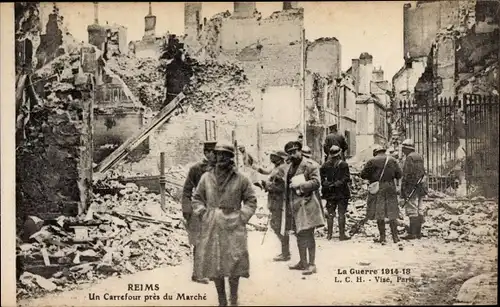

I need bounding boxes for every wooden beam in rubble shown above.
[94,92,185,175]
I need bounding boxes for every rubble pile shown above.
[17,182,190,299]
[316,195,498,245]
[105,55,166,110]
[423,198,498,244]
[183,59,255,115]
[17,43,94,227]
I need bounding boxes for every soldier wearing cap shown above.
[360,144,403,245]
[191,141,257,306]
[320,145,352,241]
[400,139,427,240]
[283,140,325,275]
[181,140,217,284]
[253,150,290,261]
[323,126,348,161]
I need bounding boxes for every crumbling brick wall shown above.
[15,4,94,228]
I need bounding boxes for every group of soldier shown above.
[180,127,427,306]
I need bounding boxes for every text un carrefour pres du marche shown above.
[87,284,207,302]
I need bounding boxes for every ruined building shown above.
[392,0,499,102]
[16,3,95,225]
[87,3,149,163]
[183,2,349,162]
[344,53,391,154]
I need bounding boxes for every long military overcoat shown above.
[264,163,287,234]
[360,154,402,220]
[282,158,325,235]
[181,159,212,245]
[191,168,257,279]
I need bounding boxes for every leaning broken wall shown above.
[16,4,94,227]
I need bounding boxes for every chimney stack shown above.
[283,2,298,10]
[144,2,157,38]
[94,2,99,24]
[234,2,256,18]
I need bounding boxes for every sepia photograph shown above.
[1,0,499,306]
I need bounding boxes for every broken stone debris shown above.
[16,182,190,299]
[183,59,254,115]
[317,194,498,245]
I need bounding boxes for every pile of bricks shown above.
[17,182,189,299]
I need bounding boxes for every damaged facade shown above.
[393,0,499,102]
[183,2,357,161]
[345,53,390,155]
[16,3,94,225]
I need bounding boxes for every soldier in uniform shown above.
[360,145,403,245]
[320,145,352,241]
[284,141,325,275]
[400,139,427,240]
[192,142,257,306]
[181,141,217,284]
[253,150,290,261]
[323,126,348,161]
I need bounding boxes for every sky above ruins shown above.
[40,1,408,83]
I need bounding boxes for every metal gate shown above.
[397,94,498,196]
[463,94,499,198]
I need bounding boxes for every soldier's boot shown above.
[289,236,308,270]
[326,215,334,240]
[338,215,351,241]
[214,278,227,306]
[229,277,239,306]
[416,215,424,239]
[402,217,418,240]
[274,235,291,261]
[389,220,400,243]
[303,235,317,275]
[373,220,387,245]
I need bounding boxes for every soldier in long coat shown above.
[283,141,325,276]
[400,139,427,240]
[181,141,216,284]
[360,145,403,245]
[253,150,290,261]
[320,145,352,241]
[192,142,257,306]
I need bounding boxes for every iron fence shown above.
[397,94,499,197]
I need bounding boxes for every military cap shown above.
[401,139,415,150]
[284,141,302,153]
[270,150,288,160]
[372,144,386,156]
[329,145,341,157]
[214,141,235,156]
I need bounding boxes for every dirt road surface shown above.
[18,227,497,306]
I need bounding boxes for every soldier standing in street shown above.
[191,142,257,306]
[181,141,217,284]
[360,145,403,245]
[320,145,352,241]
[323,126,348,161]
[253,150,290,261]
[400,139,427,240]
[284,141,325,275]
